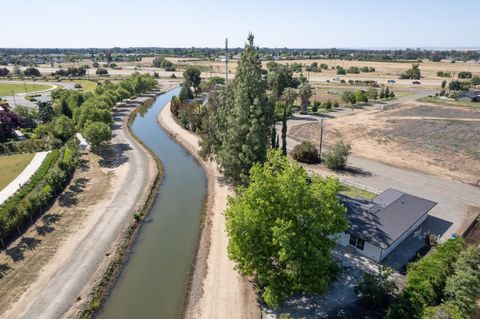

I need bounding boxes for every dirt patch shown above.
[288,103,480,184]
[0,152,111,314]
[384,104,480,119]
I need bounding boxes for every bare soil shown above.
[289,102,480,184]
[0,153,111,314]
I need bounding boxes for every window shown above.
[349,234,365,251]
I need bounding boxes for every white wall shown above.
[337,233,382,262]
[382,214,428,258]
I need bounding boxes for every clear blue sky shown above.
[1,0,479,48]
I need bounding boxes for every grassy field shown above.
[418,96,480,109]
[339,184,376,200]
[0,153,35,190]
[0,83,52,96]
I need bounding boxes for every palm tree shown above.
[298,83,312,113]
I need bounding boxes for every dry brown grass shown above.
[0,152,112,314]
[288,102,480,184]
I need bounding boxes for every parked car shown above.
[412,81,421,85]
[387,80,396,84]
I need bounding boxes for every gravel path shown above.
[2,99,157,319]
[158,102,260,319]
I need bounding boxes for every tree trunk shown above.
[281,105,287,156]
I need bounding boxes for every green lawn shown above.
[73,80,97,91]
[418,96,480,109]
[0,153,35,191]
[339,184,376,201]
[0,83,53,96]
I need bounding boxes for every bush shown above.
[74,83,82,89]
[443,245,480,317]
[386,238,464,319]
[324,141,351,170]
[355,266,397,308]
[457,71,472,79]
[96,68,108,76]
[291,141,320,164]
[312,101,320,112]
[0,140,79,243]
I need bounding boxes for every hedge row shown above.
[0,138,50,155]
[0,139,79,244]
[386,238,464,319]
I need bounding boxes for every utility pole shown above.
[225,38,229,85]
[319,118,324,161]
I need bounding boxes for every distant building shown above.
[337,188,437,262]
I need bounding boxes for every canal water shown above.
[98,87,207,318]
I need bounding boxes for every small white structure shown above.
[75,133,90,151]
[338,189,437,262]
[14,130,26,140]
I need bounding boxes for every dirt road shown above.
[158,103,260,319]
[2,102,156,318]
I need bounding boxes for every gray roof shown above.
[341,188,437,249]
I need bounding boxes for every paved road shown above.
[281,91,480,239]
[0,151,50,205]
[3,100,155,319]
[0,80,75,107]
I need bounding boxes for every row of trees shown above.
[52,67,87,77]
[152,56,175,71]
[336,65,376,75]
[33,72,156,150]
[0,139,79,245]
[341,87,395,105]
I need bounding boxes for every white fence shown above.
[338,177,382,195]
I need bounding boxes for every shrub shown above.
[312,101,320,112]
[324,141,351,170]
[386,238,464,319]
[0,140,79,243]
[355,266,397,308]
[325,99,332,109]
[442,245,480,317]
[74,83,82,89]
[457,71,472,79]
[291,141,320,164]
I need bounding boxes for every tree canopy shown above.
[200,33,272,185]
[226,151,348,307]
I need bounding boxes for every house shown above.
[337,188,437,262]
[458,90,480,102]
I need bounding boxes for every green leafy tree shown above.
[400,63,421,79]
[443,245,480,317]
[355,266,397,308]
[355,90,368,103]
[53,115,75,142]
[83,121,112,150]
[37,101,55,123]
[183,67,202,95]
[423,303,464,319]
[386,238,464,319]
[324,141,351,170]
[24,67,41,77]
[457,71,472,79]
[367,87,378,100]
[226,151,348,308]
[179,80,194,101]
[341,91,356,104]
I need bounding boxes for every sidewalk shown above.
[0,151,50,205]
